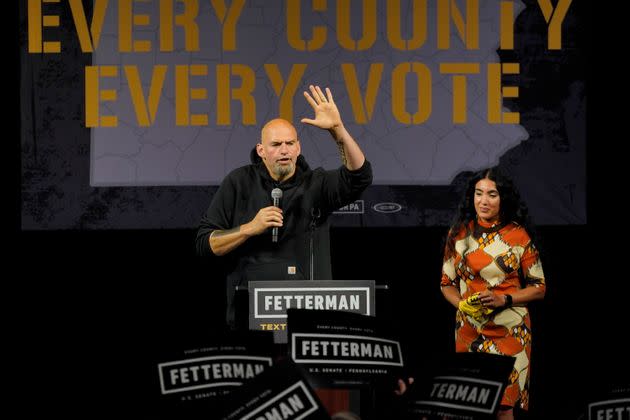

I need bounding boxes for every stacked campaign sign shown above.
[218,359,331,420]
[584,385,629,420]
[405,352,515,420]
[154,331,275,417]
[288,308,404,388]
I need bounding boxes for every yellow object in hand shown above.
[458,292,494,321]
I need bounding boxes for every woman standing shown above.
[440,167,546,419]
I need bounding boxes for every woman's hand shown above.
[478,290,506,309]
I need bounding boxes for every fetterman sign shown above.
[249,280,375,343]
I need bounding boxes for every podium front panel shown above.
[247,280,376,343]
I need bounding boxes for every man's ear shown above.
[256,143,264,159]
[296,140,301,157]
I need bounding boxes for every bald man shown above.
[196,85,372,329]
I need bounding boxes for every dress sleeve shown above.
[440,228,461,289]
[520,239,546,292]
[441,255,458,288]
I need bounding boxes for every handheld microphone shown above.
[271,188,283,243]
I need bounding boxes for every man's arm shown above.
[301,85,365,170]
[209,206,283,256]
[196,174,283,256]
[208,226,249,256]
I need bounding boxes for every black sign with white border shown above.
[249,280,375,344]
[585,385,630,420]
[288,308,404,388]
[154,331,275,415]
[218,359,330,420]
[405,352,514,419]
[588,398,630,420]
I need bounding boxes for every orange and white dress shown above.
[440,219,546,410]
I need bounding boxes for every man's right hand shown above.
[244,206,283,236]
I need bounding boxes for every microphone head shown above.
[271,188,283,200]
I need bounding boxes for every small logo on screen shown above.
[334,200,364,214]
[372,202,402,213]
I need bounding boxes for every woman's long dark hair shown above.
[445,167,535,258]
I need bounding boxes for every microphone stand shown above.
[309,208,320,281]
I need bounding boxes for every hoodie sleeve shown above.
[321,159,373,212]
[195,175,237,256]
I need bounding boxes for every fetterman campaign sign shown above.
[154,331,275,416]
[218,359,330,420]
[288,308,403,388]
[583,385,630,420]
[249,280,375,344]
[405,352,514,420]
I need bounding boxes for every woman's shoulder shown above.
[500,222,532,244]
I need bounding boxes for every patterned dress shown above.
[440,219,546,409]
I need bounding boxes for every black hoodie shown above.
[196,148,372,328]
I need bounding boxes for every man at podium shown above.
[196,85,372,328]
